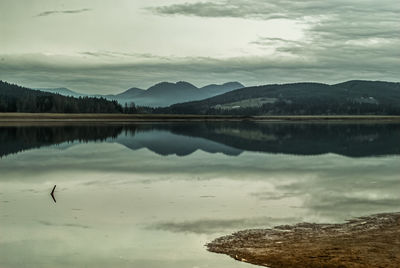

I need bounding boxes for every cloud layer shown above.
[1,51,398,94]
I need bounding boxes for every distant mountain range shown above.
[34,87,85,98]
[5,79,400,115]
[160,80,400,115]
[36,81,245,107]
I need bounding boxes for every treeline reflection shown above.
[1,122,399,158]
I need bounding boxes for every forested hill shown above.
[0,81,124,113]
[157,80,400,115]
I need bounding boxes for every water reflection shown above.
[0,122,399,268]
[1,122,400,157]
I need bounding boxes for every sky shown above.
[0,0,399,94]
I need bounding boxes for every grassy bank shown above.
[207,212,400,268]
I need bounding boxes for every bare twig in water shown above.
[50,185,56,203]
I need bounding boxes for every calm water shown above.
[0,122,399,268]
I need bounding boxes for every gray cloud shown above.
[148,0,400,20]
[147,1,288,19]
[149,0,400,46]
[145,0,400,91]
[36,8,92,17]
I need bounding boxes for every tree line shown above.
[0,81,137,113]
[153,97,400,115]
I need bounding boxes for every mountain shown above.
[109,81,244,107]
[0,81,123,113]
[131,81,199,107]
[159,80,400,115]
[134,81,198,107]
[35,87,86,98]
[33,81,244,107]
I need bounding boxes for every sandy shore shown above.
[207,212,400,268]
[1,113,400,122]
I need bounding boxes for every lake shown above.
[0,121,399,268]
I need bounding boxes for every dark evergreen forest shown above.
[0,81,128,113]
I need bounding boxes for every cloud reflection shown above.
[148,216,300,234]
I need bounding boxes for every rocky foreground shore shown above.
[207,212,400,268]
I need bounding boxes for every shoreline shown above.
[207,212,400,268]
[1,113,400,122]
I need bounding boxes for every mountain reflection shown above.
[1,122,400,158]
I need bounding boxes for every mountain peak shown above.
[152,81,173,87]
[222,81,244,87]
[147,81,198,93]
[176,81,197,88]
[117,87,145,97]
[125,87,143,92]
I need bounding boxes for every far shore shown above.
[1,113,400,123]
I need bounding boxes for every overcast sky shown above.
[0,0,399,94]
